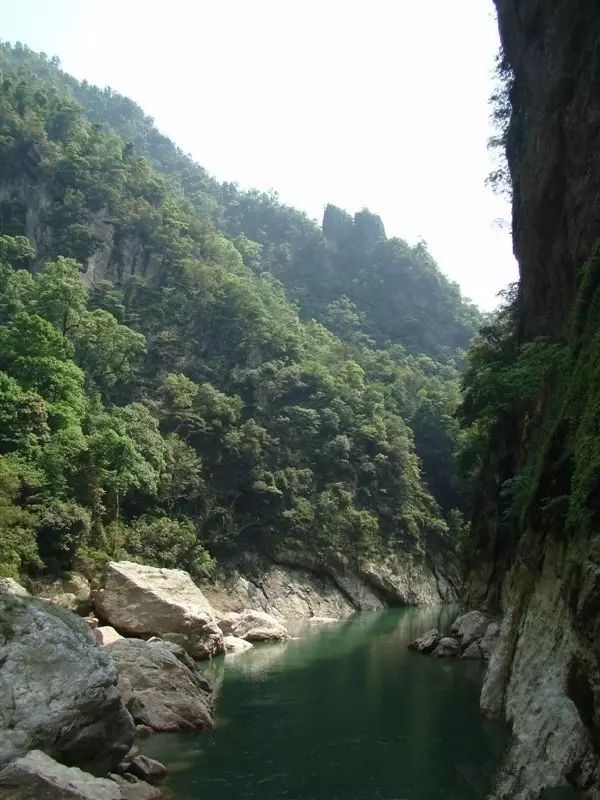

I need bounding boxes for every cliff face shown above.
[468,2,600,797]
[498,0,600,341]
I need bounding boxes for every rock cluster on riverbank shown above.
[408,610,500,660]
[0,560,295,798]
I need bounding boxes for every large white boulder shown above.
[216,608,289,642]
[0,595,134,774]
[94,562,224,659]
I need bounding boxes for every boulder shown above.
[36,573,91,614]
[0,578,29,597]
[432,637,460,658]
[106,638,214,732]
[109,773,162,800]
[223,635,253,655]
[462,641,484,659]
[215,611,242,635]
[480,621,501,660]
[408,628,441,654]
[134,726,153,739]
[0,750,122,799]
[217,609,289,642]
[451,610,489,646]
[0,594,134,773]
[127,755,167,784]
[94,562,224,659]
[95,626,124,646]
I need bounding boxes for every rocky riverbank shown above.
[0,561,295,799]
[203,546,460,619]
[409,610,500,661]
[0,548,465,799]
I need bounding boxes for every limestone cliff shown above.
[468,2,600,797]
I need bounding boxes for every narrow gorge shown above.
[1,1,599,798]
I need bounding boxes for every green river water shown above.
[142,607,507,800]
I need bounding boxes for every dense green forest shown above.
[0,41,482,581]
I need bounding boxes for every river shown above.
[142,607,507,800]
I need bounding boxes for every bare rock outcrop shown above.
[0,594,134,774]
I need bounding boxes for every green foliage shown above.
[0,455,43,577]
[123,514,215,578]
[0,42,477,581]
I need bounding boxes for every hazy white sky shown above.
[2,0,517,310]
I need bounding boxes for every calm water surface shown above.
[143,607,507,800]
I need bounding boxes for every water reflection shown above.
[143,607,507,800]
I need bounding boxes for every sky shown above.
[1,0,517,310]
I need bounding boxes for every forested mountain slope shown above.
[459,1,600,796]
[0,42,482,362]
[0,41,475,588]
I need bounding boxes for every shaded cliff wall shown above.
[468,1,600,797]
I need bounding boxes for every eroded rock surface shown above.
[0,751,123,800]
[432,637,460,658]
[205,545,459,620]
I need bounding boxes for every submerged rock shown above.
[106,638,214,732]
[432,637,460,658]
[462,641,484,659]
[408,628,441,654]
[308,616,339,625]
[127,755,167,784]
[216,608,289,641]
[94,561,224,659]
[0,594,134,773]
[109,773,162,800]
[0,750,122,799]
[223,635,254,654]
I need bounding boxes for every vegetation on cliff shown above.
[0,41,479,581]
